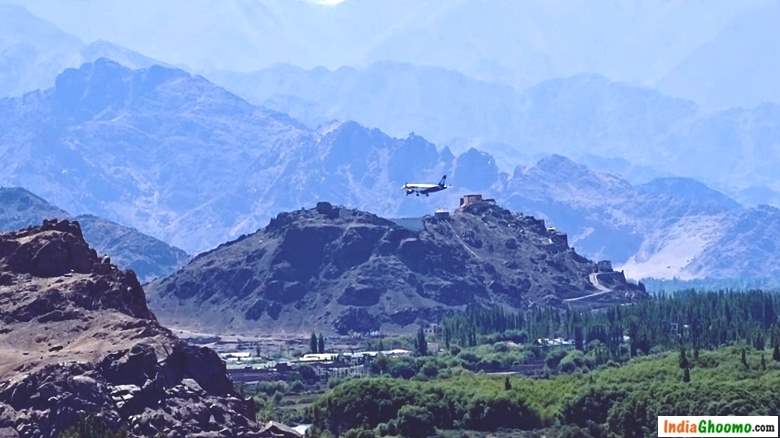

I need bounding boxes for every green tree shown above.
[310,332,318,354]
[741,348,749,370]
[396,405,435,438]
[773,344,780,362]
[343,428,374,438]
[369,353,389,375]
[318,333,325,353]
[678,346,689,369]
[754,333,765,350]
[504,376,512,390]
[574,324,584,351]
[561,386,627,427]
[415,326,428,356]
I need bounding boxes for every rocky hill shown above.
[0,219,260,437]
[0,188,188,282]
[147,200,646,335]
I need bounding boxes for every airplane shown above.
[402,175,448,196]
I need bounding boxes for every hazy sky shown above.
[2,0,778,108]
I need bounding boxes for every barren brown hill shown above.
[147,200,647,336]
[0,220,260,437]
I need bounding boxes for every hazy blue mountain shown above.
[76,214,190,282]
[734,186,780,207]
[1,59,777,283]
[0,187,188,280]
[658,2,780,109]
[0,186,68,230]
[0,60,461,253]
[0,4,82,97]
[684,206,780,280]
[0,4,162,97]
[208,65,697,164]
[7,0,768,97]
[207,62,523,157]
[575,154,671,185]
[500,156,780,281]
[213,63,780,196]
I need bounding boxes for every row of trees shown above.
[309,332,326,354]
[441,290,780,360]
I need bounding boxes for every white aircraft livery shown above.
[402,175,448,196]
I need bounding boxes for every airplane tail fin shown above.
[438,175,447,186]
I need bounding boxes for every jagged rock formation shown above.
[0,188,189,282]
[147,201,646,335]
[0,220,259,437]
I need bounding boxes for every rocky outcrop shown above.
[147,202,646,335]
[0,220,259,437]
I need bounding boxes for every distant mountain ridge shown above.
[0,4,163,98]
[0,187,188,281]
[6,0,772,108]
[1,59,778,284]
[503,158,780,281]
[210,63,780,196]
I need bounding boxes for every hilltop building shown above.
[459,194,496,208]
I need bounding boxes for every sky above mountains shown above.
[2,0,777,109]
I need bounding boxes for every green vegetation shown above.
[443,290,779,357]
[303,290,780,436]
[310,332,327,354]
[310,346,780,436]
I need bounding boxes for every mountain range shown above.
[0,187,188,282]
[502,157,780,281]
[146,201,645,335]
[0,58,460,253]
[3,3,780,199]
[209,63,780,198]
[1,59,779,284]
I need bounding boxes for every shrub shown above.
[342,428,375,438]
[545,349,568,369]
[464,392,541,430]
[396,405,436,438]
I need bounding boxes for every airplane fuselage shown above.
[402,175,448,196]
